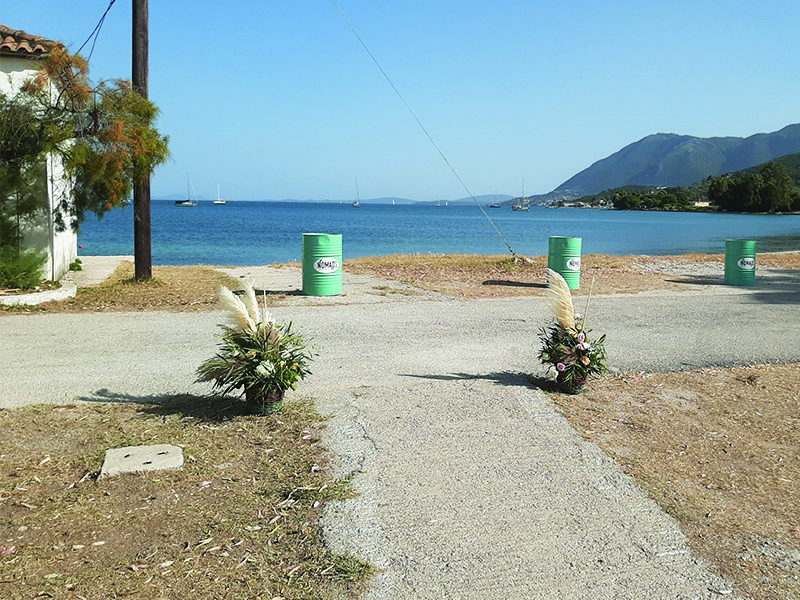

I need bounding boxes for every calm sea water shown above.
[77,200,800,266]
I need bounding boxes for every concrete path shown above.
[3,257,799,598]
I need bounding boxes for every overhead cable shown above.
[330,0,518,258]
[77,0,117,63]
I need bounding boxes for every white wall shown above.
[1,55,77,281]
[0,55,36,94]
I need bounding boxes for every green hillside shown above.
[570,153,800,213]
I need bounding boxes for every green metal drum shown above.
[724,239,756,286]
[302,233,342,296]
[547,236,582,289]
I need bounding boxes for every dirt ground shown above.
[345,250,800,299]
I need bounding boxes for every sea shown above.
[77,200,800,266]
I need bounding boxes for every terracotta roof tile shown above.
[0,25,61,57]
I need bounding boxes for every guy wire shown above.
[330,0,518,258]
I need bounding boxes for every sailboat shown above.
[512,179,529,211]
[175,175,199,206]
[352,179,361,207]
[213,185,227,205]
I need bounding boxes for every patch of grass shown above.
[3,262,239,313]
[0,396,374,599]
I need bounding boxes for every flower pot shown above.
[556,370,586,395]
[245,387,285,415]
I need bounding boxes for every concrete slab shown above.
[99,444,184,478]
[0,283,76,306]
[66,255,134,286]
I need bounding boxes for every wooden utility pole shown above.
[132,0,152,280]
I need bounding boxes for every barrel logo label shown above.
[313,257,340,273]
[566,257,581,271]
[738,257,755,270]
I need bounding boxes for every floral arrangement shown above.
[196,282,314,413]
[537,269,607,393]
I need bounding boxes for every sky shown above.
[2,1,799,202]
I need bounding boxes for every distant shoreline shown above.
[75,249,800,264]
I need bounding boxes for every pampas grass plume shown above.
[240,281,260,324]
[218,286,256,333]
[547,269,576,331]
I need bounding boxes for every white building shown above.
[0,25,77,281]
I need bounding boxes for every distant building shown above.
[693,201,710,208]
[0,25,77,281]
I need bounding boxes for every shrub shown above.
[0,245,46,290]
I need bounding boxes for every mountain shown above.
[552,124,800,198]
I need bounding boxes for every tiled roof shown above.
[0,25,61,57]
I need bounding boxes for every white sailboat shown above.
[352,179,361,207]
[214,185,227,204]
[512,179,529,211]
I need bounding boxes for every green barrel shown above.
[548,236,582,289]
[724,239,756,286]
[302,233,342,296]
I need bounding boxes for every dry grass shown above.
[0,396,373,599]
[345,251,800,298]
[1,262,238,314]
[552,365,800,600]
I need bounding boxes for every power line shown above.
[330,0,518,258]
[77,0,117,62]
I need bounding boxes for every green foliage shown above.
[580,154,800,213]
[0,245,47,290]
[197,321,315,400]
[609,187,695,211]
[735,152,800,183]
[707,161,800,213]
[0,46,169,234]
[58,80,170,231]
[538,317,607,394]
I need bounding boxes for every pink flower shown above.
[578,332,586,343]
[556,363,566,372]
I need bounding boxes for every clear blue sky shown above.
[2,1,799,201]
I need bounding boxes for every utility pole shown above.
[132,0,152,280]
